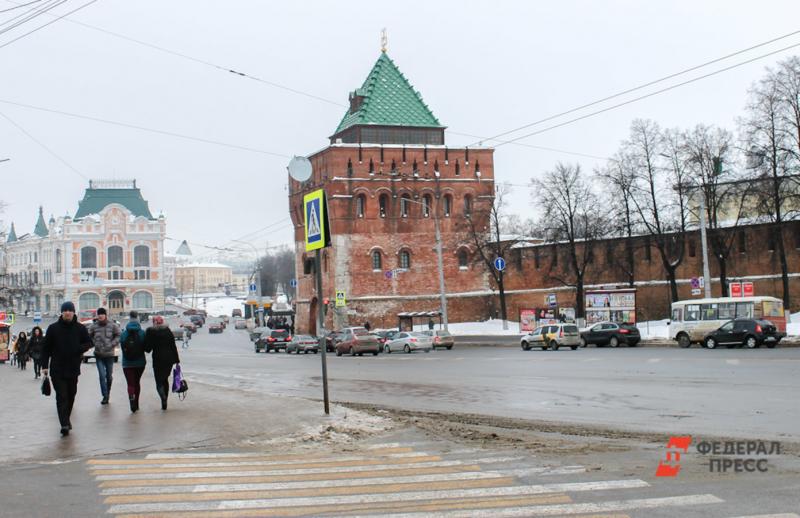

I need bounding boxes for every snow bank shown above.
[788,311,800,337]
[411,319,523,336]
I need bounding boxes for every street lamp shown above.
[399,195,449,331]
[233,240,263,326]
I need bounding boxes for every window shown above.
[735,302,753,318]
[458,249,469,269]
[422,195,431,218]
[132,291,153,309]
[134,245,150,280]
[399,250,411,269]
[701,303,718,320]
[379,194,388,218]
[688,239,696,258]
[738,231,747,253]
[372,251,382,270]
[685,304,700,321]
[454,159,460,176]
[34,252,38,263]
[671,308,682,321]
[81,246,97,269]
[33,272,38,284]
[356,194,366,218]
[400,194,411,217]
[464,195,472,218]
[107,245,124,280]
[55,249,62,273]
[78,292,100,311]
[551,245,558,267]
[443,195,452,217]
[718,303,735,319]
[719,321,734,332]
[644,237,652,262]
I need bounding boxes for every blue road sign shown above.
[249,283,257,292]
[289,279,297,288]
[494,257,506,272]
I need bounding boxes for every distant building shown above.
[163,240,193,297]
[175,263,233,295]
[1,180,166,315]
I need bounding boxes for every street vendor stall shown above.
[0,322,10,363]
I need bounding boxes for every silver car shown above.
[384,331,433,354]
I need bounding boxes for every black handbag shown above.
[41,376,51,396]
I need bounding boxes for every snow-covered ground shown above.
[411,319,523,336]
[175,296,245,318]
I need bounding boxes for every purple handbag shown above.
[172,364,188,398]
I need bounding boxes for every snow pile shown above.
[635,319,671,339]
[412,319,523,336]
[788,311,800,337]
[203,297,245,318]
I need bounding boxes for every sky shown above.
[2,0,799,261]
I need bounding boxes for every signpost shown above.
[546,293,557,308]
[289,279,297,288]
[335,290,346,308]
[494,257,506,272]
[730,282,742,298]
[743,282,754,297]
[33,311,42,324]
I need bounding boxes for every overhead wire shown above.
[495,40,800,147]
[0,0,43,15]
[472,28,800,146]
[0,0,98,50]
[0,0,57,30]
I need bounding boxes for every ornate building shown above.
[290,51,495,333]
[2,180,166,315]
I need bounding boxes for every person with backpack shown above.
[120,311,146,413]
[89,308,121,405]
[29,326,45,379]
[144,315,179,410]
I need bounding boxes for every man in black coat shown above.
[41,301,92,436]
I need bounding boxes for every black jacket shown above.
[41,317,92,378]
[29,328,44,360]
[144,325,179,374]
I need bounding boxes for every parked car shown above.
[250,326,268,342]
[336,327,380,356]
[384,331,433,354]
[374,329,400,346]
[521,324,581,351]
[170,325,185,341]
[180,321,197,336]
[425,329,454,350]
[703,319,784,349]
[189,314,205,328]
[255,329,291,353]
[286,335,319,354]
[234,318,247,330]
[580,321,640,347]
[232,309,242,318]
[208,321,224,334]
[323,330,344,352]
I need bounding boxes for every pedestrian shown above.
[29,326,45,379]
[88,307,121,405]
[120,311,146,413]
[40,301,92,436]
[15,331,29,370]
[9,333,17,367]
[181,328,190,349]
[144,315,179,410]
[363,321,371,332]
[427,318,435,331]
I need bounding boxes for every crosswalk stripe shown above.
[138,446,411,461]
[106,479,648,514]
[116,494,573,518]
[347,493,725,517]
[104,476,516,504]
[94,457,522,481]
[91,454,443,475]
[101,471,513,496]
[99,464,483,488]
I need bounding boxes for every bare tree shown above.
[461,183,518,326]
[626,120,689,302]
[257,247,296,298]
[741,67,797,308]
[533,163,605,318]
[597,151,638,287]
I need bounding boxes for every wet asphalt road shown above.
[186,325,800,442]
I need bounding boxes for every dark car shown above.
[208,321,224,334]
[323,330,344,352]
[180,321,197,335]
[189,314,205,328]
[374,329,399,346]
[580,321,640,347]
[703,319,784,349]
[232,309,242,318]
[335,327,380,356]
[255,329,291,353]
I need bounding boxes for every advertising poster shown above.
[519,309,537,333]
[585,289,637,324]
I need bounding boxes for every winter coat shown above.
[41,317,92,378]
[120,320,146,368]
[89,319,121,358]
[14,337,29,360]
[144,324,179,377]
[28,329,44,360]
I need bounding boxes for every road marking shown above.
[347,494,725,517]
[107,480,647,514]
[101,471,515,496]
[647,358,662,363]
[142,444,413,460]
[730,514,800,518]
[91,454,443,475]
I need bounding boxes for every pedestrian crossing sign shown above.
[304,189,330,252]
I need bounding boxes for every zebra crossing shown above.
[88,442,727,517]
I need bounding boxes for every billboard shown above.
[585,289,637,325]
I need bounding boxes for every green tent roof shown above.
[75,187,153,220]
[334,53,443,135]
[33,206,48,237]
[6,222,17,243]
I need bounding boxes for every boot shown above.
[129,394,137,413]
[157,386,168,410]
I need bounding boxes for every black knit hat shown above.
[96,307,107,316]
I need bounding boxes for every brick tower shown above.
[290,51,495,334]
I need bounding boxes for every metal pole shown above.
[699,187,712,298]
[433,213,449,331]
[315,249,330,415]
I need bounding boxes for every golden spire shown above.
[381,28,387,53]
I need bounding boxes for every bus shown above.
[668,296,786,347]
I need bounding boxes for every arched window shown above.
[81,246,97,269]
[464,195,472,218]
[400,194,411,218]
[372,250,382,270]
[422,194,432,218]
[132,291,153,309]
[108,245,124,280]
[45,294,51,312]
[399,250,411,269]
[356,194,366,218]
[443,195,452,217]
[33,272,38,284]
[134,245,150,280]
[78,292,100,311]
[458,249,469,269]
[379,194,389,218]
[55,249,62,273]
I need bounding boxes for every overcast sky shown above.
[2,0,799,260]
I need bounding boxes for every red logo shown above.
[656,436,692,477]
